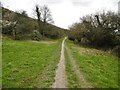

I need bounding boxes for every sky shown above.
[1,0,120,29]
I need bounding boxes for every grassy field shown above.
[65,45,80,88]
[2,38,62,88]
[65,40,119,88]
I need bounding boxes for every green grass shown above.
[66,40,119,88]
[0,38,2,88]
[64,44,80,88]
[2,38,62,88]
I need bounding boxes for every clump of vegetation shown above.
[68,11,120,57]
[112,45,120,57]
[2,7,66,40]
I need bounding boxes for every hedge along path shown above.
[52,37,67,88]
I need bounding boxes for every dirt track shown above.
[52,37,93,88]
[65,44,93,88]
[52,37,67,88]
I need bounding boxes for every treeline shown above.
[2,7,66,40]
[68,11,120,57]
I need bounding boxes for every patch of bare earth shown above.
[29,40,57,44]
[65,44,93,88]
[51,37,67,88]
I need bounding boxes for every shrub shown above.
[112,45,120,58]
[31,30,42,41]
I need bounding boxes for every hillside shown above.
[2,7,67,40]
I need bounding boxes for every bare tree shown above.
[35,4,42,36]
[34,5,54,37]
[41,5,54,24]
[35,5,41,22]
[21,10,28,17]
[95,15,101,26]
[34,5,54,24]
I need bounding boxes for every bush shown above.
[112,45,120,58]
[68,11,119,49]
[31,30,42,41]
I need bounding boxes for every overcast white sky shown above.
[1,0,119,29]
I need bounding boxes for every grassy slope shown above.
[65,40,119,88]
[2,38,62,88]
